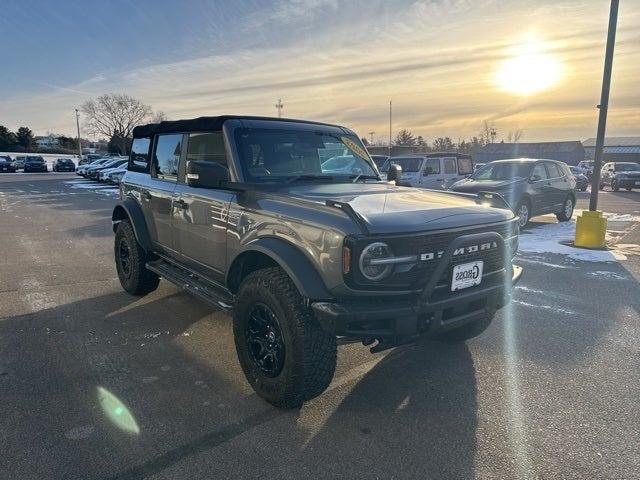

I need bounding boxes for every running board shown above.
[146,259,235,312]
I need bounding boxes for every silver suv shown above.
[112,115,522,407]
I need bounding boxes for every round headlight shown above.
[359,242,393,281]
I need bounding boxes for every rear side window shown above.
[423,158,440,174]
[532,163,548,180]
[153,134,182,181]
[443,157,456,174]
[186,132,227,166]
[546,162,562,178]
[130,137,151,171]
[457,157,473,175]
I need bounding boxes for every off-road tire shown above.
[556,196,574,222]
[599,182,605,190]
[233,267,337,408]
[432,311,494,343]
[611,179,619,192]
[114,219,160,295]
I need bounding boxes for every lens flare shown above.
[97,386,140,435]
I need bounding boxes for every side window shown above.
[187,132,227,166]
[153,134,182,181]
[532,163,548,180]
[423,158,440,175]
[546,162,562,178]
[457,157,473,175]
[443,157,457,174]
[129,137,150,171]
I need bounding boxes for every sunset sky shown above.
[1,0,638,143]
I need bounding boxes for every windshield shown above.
[471,162,532,180]
[386,157,423,173]
[234,128,377,182]
[615,163,640,172]
[26,157,44,163]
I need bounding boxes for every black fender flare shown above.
[111,197,153,251]
[230,237,332,301]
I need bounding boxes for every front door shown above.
[171,132,234,280]
[418,158,443,189]
[529,162,553,214]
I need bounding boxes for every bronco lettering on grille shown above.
[419,241,497,261]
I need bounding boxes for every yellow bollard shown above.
[575,210,607,249]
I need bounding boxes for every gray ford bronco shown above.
[112,116,522,408]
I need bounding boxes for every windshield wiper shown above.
[284,174,335,184]
[350,174,381,183]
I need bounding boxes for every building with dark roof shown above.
[582,137,640,163]
[474,141,585,165]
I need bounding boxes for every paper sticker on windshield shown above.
[340,137,369,160]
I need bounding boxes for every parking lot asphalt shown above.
[1,174,639,479]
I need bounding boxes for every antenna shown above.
[275,99,284,118]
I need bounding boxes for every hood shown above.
[450,177,526,194]
[273,182,513,235]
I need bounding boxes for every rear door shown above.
[529,162,553,214]
[545,161,568,208]
[172,132,234,281]
[442,156,461,188]
[146,133,181,250]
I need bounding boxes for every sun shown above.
[496,35,563,95]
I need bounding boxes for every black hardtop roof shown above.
[390,152,472,159]
[490,157,561,164]
[132,115,348,138]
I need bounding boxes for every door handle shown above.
[436,178,444,181]
[141,191,151,201]
[173,199,188,210]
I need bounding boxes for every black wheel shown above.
[114,219,159,295]
[626,188,632,191]
[233,267,337,408]
[580,186,587,192]
[515,198,531,228]
[611,179,619,192]
[556,196,574,222]
[599,182,605,190]
[432,311,494,342]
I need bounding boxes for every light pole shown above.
[388,101,392,157]
[75,109,82,161]
[368,131,375,145]
[575,0,618,249]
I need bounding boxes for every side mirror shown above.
[529,174,541,182]
[186,160,229,188]
[387,164,402,183]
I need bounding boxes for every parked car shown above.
[599,162,640,191]
[105,166,127,184]
[112,115,522,408]
[78,158,111,176]
[0,155,15,173]
[88,159,128,180]
[96,161,128,182]
[370,154,389,171]
[52,158,76,172]
[568,166,589,191]
[23,156,48,173]
[11,156,27,170]
[577,160,595,176]
[382,153,474,189]
[449,158,576,228]
[79,153,105,165]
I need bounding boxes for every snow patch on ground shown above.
[519,218,627,262]
[587,270,628,280]
[512,299,576,316]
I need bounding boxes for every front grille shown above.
[347,220,515,291]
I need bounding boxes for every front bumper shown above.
[312,264,522,351]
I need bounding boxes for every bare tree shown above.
[507,129,524,143]
[480,121,497,144]
[81,94,162,154]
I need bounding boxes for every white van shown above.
[383,153,474,189]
